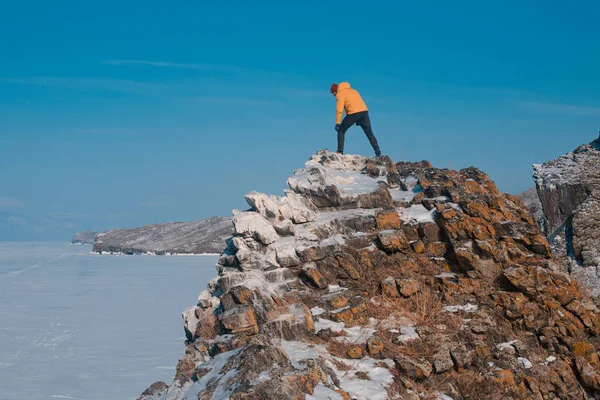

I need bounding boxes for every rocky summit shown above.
[141,150,600,400]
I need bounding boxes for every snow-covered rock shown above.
[140,149,600,400]
[232,210,279,245]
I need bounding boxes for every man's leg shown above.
[357,112,381,156]
[337,114,359,154]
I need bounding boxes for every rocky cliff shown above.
[518,187,545,234]
[141,151,600,400]
[71,230,98,245]
[533,137,600,295]
[93,217,233,255]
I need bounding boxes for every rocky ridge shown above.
[93,216,233,255]
[533,137,600,295]
[142,150,600,399]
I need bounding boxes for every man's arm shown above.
[335,93,345,124]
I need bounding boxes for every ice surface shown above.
[0,242,218,400]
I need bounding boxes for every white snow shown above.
[434,272,457,278]
[249,370,271,386]
[320,234,346,247]
[310,306,326,316]
[496,341,518,353]
[396,326,420,342]
[307,384,344,399]
[517,357,533,369]
[185,349,242,399]
[280,340,394,400]
[443,303,478,313]
[316,208,377,223]
[389,188,418,202]
[336,170,387,196]
[328,284,347,293]
[314,318,345,333]
[431,394,454,400]
[400,205,436,224]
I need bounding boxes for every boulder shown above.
[232,210,279,245]
[220,305,259,335]
[394,356,432,380]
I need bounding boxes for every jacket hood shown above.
[337,82,351,91]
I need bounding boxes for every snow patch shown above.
[400,205,436,224]
[444,303,478,313]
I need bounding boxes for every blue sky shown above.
[1,1,599,240]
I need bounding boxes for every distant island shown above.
[84,216,232,255]
[71,230,98,245]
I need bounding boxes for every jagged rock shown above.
[138,381,168,400]
[395,356,433,380]
[378,230,409,252]
[575,357,600,390]
[261,304,314,340]
[335,252,361,279]
[273,219,295,236]
[375,209,401,230]
[396,278,419,297]
[380,276,400,297]
[245,190,318,224]
[275,244,300,267]
[220,305,259,335]
[182,305,200,341]
[232,210,279,245]
[300,263,328,289]
[144,150,600,400]
[346,345,363,359]
[418,222,441,242]
[450,342,473,370]
[532,138,600,294]
[367,336,384,357]
[433,345,454,373]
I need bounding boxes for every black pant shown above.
[337,111,381,156]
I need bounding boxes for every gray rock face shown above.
[518,187,545,233]
[71,230,98,244]
[532,137,600,294]
[92,216,232,255]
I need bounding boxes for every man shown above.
[331,82,381,157]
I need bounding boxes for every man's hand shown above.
[335,124,341,132]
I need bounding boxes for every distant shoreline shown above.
[90,251,220,257]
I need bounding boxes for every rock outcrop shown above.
[141,150,600,399]
[518,187,545,234]
[71,230,98,245]
[532,137,600,295]
[93,216,233,255]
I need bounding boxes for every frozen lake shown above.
[0,242,218,400]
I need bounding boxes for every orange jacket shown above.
[335,82,368,124]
